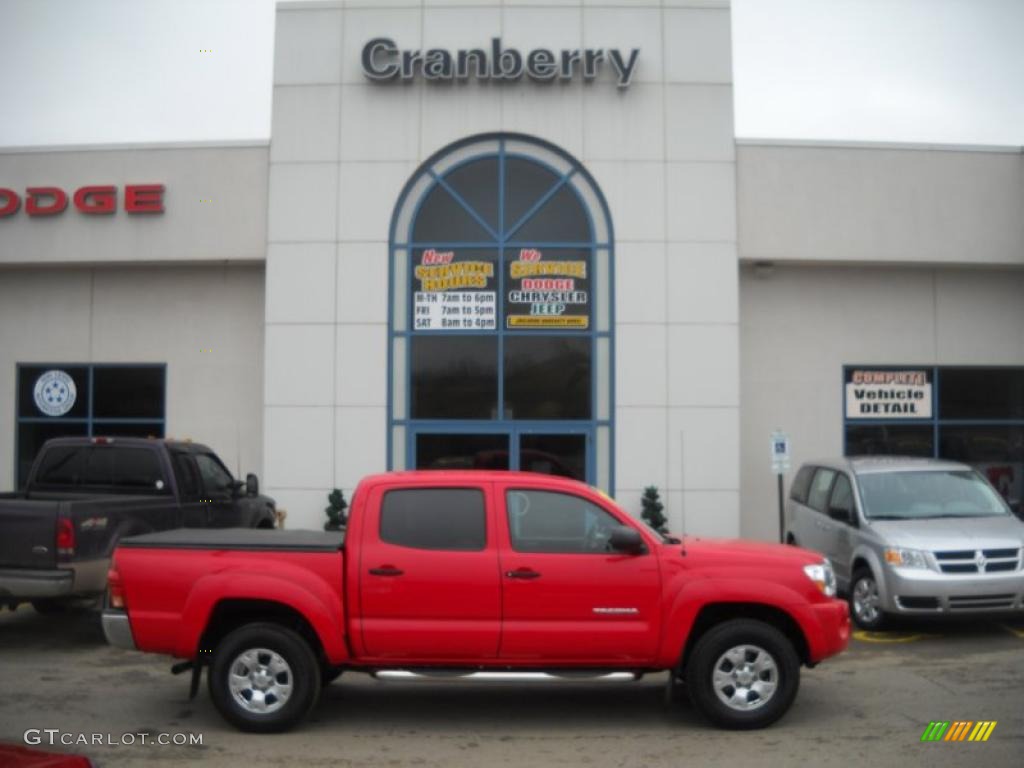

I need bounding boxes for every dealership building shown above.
[1,0,1022,536]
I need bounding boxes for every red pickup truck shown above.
[102,471,849,732]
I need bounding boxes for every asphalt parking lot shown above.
[2,605,1022,768]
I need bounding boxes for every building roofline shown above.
[736,137,1023,155]
[0,139,269,155]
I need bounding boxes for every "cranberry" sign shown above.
[0,184,165,217]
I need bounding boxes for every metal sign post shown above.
[770,430,791,543]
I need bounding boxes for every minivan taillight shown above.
[107,565,125,610]
[56,518,76,558]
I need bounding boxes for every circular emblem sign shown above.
[33,370,77,417]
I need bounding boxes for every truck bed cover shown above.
[119,528,345,552]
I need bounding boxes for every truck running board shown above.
[371,670,642,683]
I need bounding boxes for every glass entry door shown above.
[413,428,590,482]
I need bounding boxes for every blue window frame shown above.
[15,362,167,488]
[388,134,615,491]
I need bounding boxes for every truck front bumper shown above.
[0,568,73,600]
[102,609,137,651]
[883,567,1024,615]
[804,598,851,663]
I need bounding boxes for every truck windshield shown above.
[858,470,1011,520]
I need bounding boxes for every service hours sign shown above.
[413,249,497,330]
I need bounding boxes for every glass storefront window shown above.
[939,368,1024,420]
[504,336,591,420]
[410,337,498,419]
[845,425,934,457]
[390,135,614,488]
[15,364,166,488]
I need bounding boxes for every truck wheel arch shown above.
[178,570,348,664]
[199,599,329,671]
[677,602,810,672]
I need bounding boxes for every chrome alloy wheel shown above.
[228,648,293,715]
[852,576,881,625]
[711,644,779,712]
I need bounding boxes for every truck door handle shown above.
[506,569,541,580]
[369,566,404,577]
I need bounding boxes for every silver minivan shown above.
[786,457,1024,629]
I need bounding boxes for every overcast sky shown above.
[0,0,1021,149]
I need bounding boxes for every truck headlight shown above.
[803,561,837,597]
[884,548,930,569]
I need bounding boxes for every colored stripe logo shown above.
[921,721,997,742]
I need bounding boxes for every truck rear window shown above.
[380,488,486,551]
[34,446,168,493]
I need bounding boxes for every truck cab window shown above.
[172,453,201,499]
[506,490,621,554]
[35,446,166,493]
[380,488,486,551]
[34,446,87,486]
[194,454,234,496]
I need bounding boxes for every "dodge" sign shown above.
[0,184,165,217]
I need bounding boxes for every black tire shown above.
[32,598,71,615]
[684,619,801,730]
[321,666,344,685]
[208,622,321,733]
[849,568,887,630]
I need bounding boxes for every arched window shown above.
[388,134,614,490]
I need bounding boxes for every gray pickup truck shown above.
[0,437,276,613]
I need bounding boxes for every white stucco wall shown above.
[739,263,1024,541]
[265,1,741,533]
[737,142,1024,266]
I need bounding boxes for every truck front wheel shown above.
[684,619,800,729]
[209,622,321,733]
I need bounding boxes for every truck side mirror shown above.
[245,473,259,496]
[609,526,646,555]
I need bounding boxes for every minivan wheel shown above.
[684,619,800,729]
[850,569,886,630]
[209,622,321,733]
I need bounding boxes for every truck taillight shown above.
[107,565,125,610]
[56,518,76,558]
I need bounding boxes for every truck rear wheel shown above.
[208,622,321,733]
[684,619,800,729]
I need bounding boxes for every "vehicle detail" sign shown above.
[845,369,932,419]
